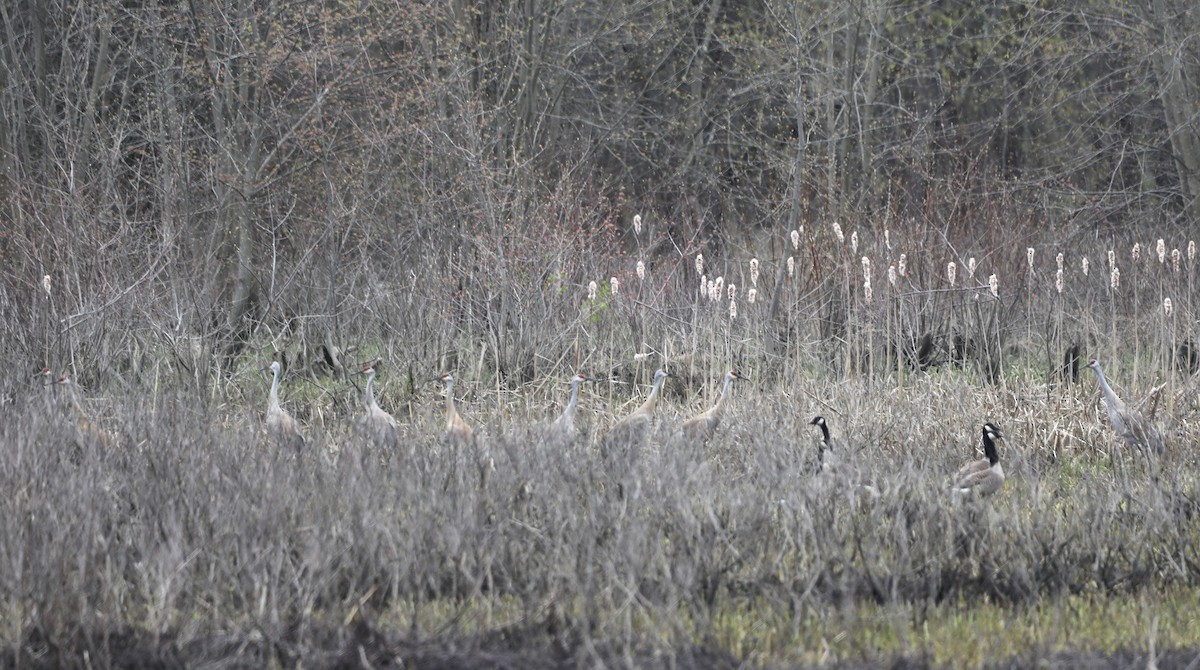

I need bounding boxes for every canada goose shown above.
[808,415,879,497]
[673,370,747,448]
[263,361,305,452]
[1085,359,1165,455]
[355,361,399,445]
[808,415,838,471]
[548,372,595,444]
[602,368,670,450]
[953,422,1005,496]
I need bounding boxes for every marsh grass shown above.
[4,363,1200,667]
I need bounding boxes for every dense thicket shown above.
[2,0,1199,378]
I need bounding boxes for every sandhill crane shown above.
[672,369,746,448]
[356,362,399,445]
[602,368,670,451]
[953,422,1005,497]
[548,372,594,444]
[1085,359,1165,455]
[51,374,116,447]
[438,372,475,448]
[263,361,305,452]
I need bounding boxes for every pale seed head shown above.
[749,258,759,286]
[833,222,844,244]
[748,287,757,304]
[898,254,907,277]
[989,273,999,297]
[636,260,645,281]
[863,280,873,304]
[695,253,704,277]
[1132,243,1140,263]
[1056,252,1064,271]
[787,256,795,278]
[1157,239,1166,263]
[1164,297,1173,317]
[1108,249,1116,269]
[1110,267,1120,289]
[610,277,619,296]
[633,214,642,235]
[1055,268,1064,294]
[790,230,800,250]
[861,256,871,281]
[1172,248,1180,272]
[1082,257,1089,276]
[729,297,737,319]
[850,231,858,254]
[1027,248,1035,270]
[947,262,957,287]
[888,264,897,286]
[587,281,597,301]
[967,257,976,279]
[42,274,51,295]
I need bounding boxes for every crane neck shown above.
[563,378,582,418]
[364,371,380,411]
[712,372,735,415]
[444,378,459,423]
[1091,365,1124,410]
[268,367,282,412]
[640,373,666,414]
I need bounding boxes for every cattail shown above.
[863,279,873,304]
[1164,297,1173,317]
[1157,239,1166,263]
[588,280,597,301]
[832,221,844,244]
[1056,252,1064,271]
[1108,249,1116,269]
[610,277,619,297]
[947,262,957,287]
[636,260,645,281]
[790,230,800,250]
[695,253,704,277]
[861,256,871,282]
[1132,243,1140,263]
[633,214,642,235]
[1110,267,1120,290]
[42,274,51,295]
[748,287,757,304]
[1172,248,1180,272]
[700,274,707,296]
[728,283,736,301]
[967,257,976,279]
[898,254,907,277]
[1189,240,1196,261]
[714,276,724,301]
[1082,257,1089,276]
[1027,248,1035,271]
[888,264,897,286]
[750,258,760,286]
[1055,268,1064,294]
[989,273,999,298]
[787,256,795,278]
[729,297,738,320]
[850,231,858,254]
[884,229,892,250]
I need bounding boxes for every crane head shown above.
[439,372,454,383]
[729,369,748,381]
[33,367,53,381]
[1085,358,1100,370]
[572,372,595,383]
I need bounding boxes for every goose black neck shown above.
[982,428,999,465]
[817,421,831,447]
